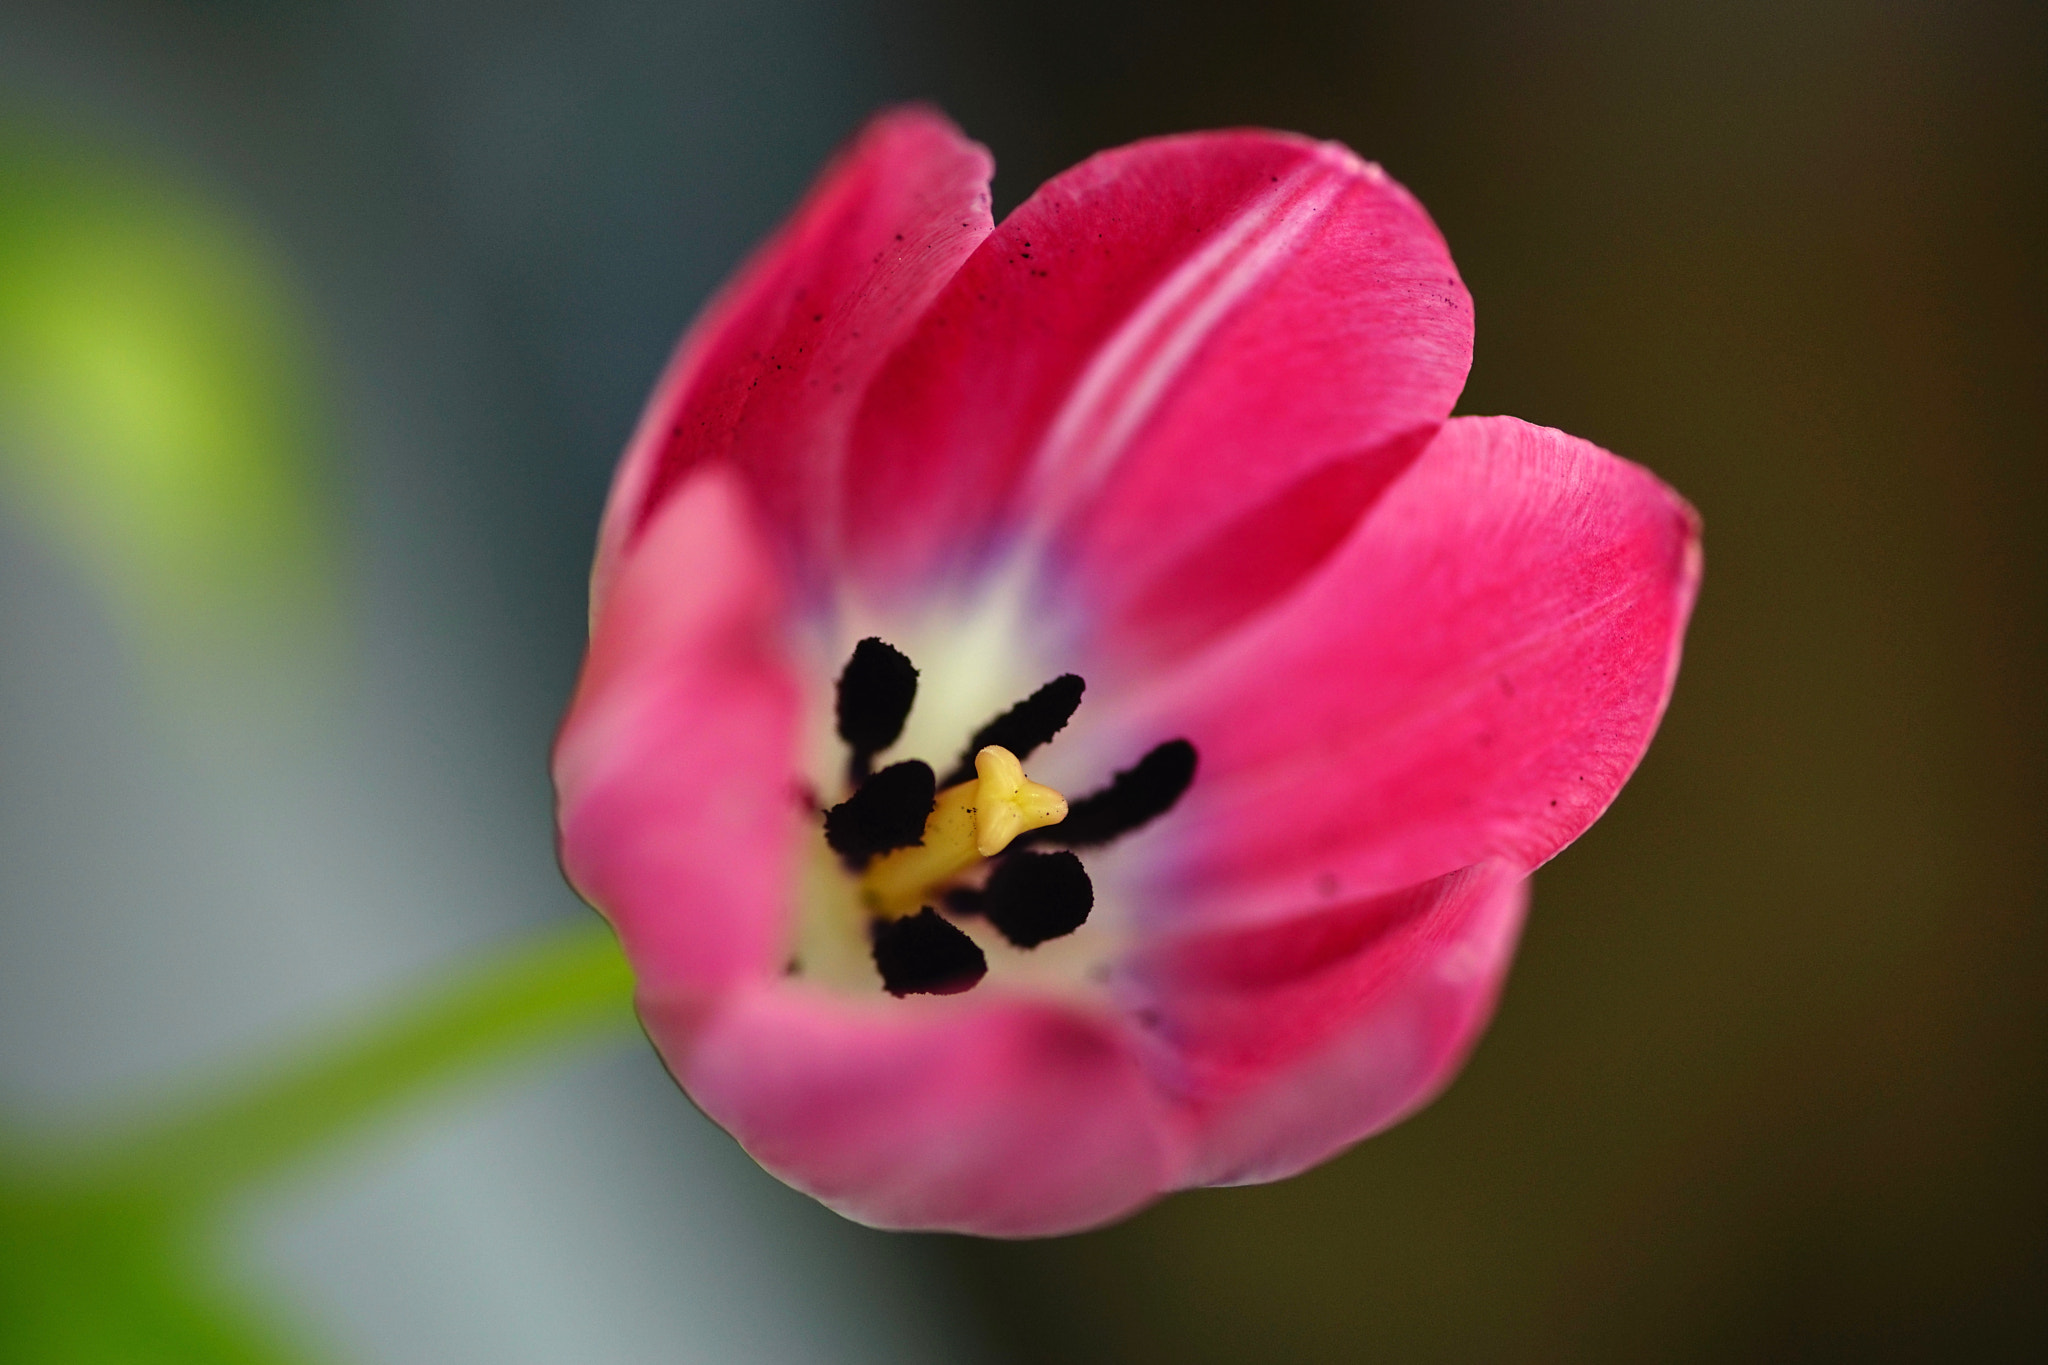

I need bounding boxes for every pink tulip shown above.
[552,107,1700,1236]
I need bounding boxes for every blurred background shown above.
[0,0,2041,1360]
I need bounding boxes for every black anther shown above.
[1017,739,1197,849]
[942,885,987,917]
[823,760,935,866]
[871,908,987,996]
[836,638,918,781]
[938,673,1085,787]
[983,850,1094,948]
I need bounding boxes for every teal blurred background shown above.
[1,0,2041,1360]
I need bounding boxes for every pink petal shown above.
[1083,428,1438,673]
[1124,416,1700,930]
[1129,862,1527,1188]
[555,468,803,997]
[841,130,1472,628]
[657,983,1180,1236]
[590,106,993,613]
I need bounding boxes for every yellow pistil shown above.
[860,745,1068,918]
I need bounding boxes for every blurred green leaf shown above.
[0,923,635,1364]
[0,119,335,660]
[0,1157,304,1365]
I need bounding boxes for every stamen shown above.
[835,638,918,781]
[871,907,987,996]
[938,674,1085,787]
[1016,739,1197,848]
[823,760,935,866]
[861,745,1068,915]
[941,886,986,916]
[982,850,1094,948]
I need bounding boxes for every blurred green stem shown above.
[92,920,637,1210]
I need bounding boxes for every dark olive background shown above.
[903,3,2048,1359]
[5,0,2043,1359]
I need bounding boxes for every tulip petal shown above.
[555,468,803,995]
[591,106,994,612]
[842,130,1472,629]
[1129,862,1526,1188]
[1125,416,1700,929]
[659,983,1178,1237]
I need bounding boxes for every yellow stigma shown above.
[967,744,1069,855]
[860,745,1068,917]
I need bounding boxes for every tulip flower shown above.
[552,107,1699,1236]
